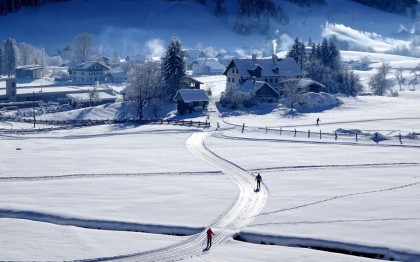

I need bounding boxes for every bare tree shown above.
[70,33,95,62]
[409,63,420,91]
[394,67,405,91]
[126,61,162,120]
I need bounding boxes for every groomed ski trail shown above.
[82,132,267,262]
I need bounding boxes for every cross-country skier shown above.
[206,228,214,248]
[256,173,262,190]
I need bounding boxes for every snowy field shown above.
[2,69,420,262]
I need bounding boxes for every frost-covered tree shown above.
[394,67,406,91]
[2,38,17,77]
[161,36,186,100]
[369,62,393,96]
[70,33,95,62]
[234,0,276,35]
[126,61,162,120]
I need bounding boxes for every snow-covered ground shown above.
[2,63,420,261]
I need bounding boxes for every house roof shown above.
[185,49,208,59]
[241,79,280,95]
[283,78,325,89]
[224,57,303,78]
[185,76,204,84]
[174,89,209,103]
[70,61,111,71]
[66,92,117,103]
[15,65,43,70]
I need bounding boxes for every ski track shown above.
[258,181,420,217]
[0,171,222,182]
[69,132,268,262]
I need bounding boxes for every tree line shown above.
[287,37,362,96]
[0,0,68,16]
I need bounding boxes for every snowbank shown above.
[294,92,341,113]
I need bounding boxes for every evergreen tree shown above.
[286,38,306,68]
[3,38,16,77]
[214,0,225,17]
[161,36,186,100]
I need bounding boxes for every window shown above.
[275,78,278,83]
[228,77,230,82]
[232,78,235,83]
[236,69,238,74]
[232,68,234,73]
[269,79,273,83]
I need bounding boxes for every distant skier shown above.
[316,118,320,126]
[255,173,262,190]
[206,228,214,248]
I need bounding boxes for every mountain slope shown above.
[0,0,414,56]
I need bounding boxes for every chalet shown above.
[68,62,110,84]
[190,58,226,75]
[240,78,280,103]
[173,89,209,115]
[184,49,208,62]
[15,65,43,79]
[223,55,304,90]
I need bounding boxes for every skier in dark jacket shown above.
[206,228,214,248]
[256,173,262,190]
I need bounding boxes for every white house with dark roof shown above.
[223,55,304,90]
[68,61,110,84]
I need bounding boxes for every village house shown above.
[68,61,110,84]
[223,55,304,93]
[189,58,226,75]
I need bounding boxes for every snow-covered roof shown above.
[70,62,110,71]
[185,49,207,59]
[240,79,279,95]
[174,89,209,103]
[191,58,226,71]
[66,92,117,103]
[15,65,43,70]
[224,57,303,78]
[283,78,325,89]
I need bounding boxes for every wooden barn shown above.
[173,89,209,115]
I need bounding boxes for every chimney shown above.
[272,54,278,64]
[252,76,256,84]
[252,54,257,61]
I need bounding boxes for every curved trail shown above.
[82,132,267,262]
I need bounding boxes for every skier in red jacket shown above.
[206,228,214,248]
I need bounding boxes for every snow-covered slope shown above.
[0,0,415,56]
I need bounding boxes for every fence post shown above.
[308,129,310,138]
[319,130,322,139]
[242,123,245,133]
[399,133,402,144]
[265,126,268,134]
[294,129,297,137]
[280,127,282,135]
[335,131,337,140]
[356,133,358,142]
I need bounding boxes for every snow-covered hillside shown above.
[0,0,415,56]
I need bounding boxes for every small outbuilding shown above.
[173,89,209,115]
[240,79,280,103]
[15,65,43,79]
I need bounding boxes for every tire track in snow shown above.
[78,132,268,261]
